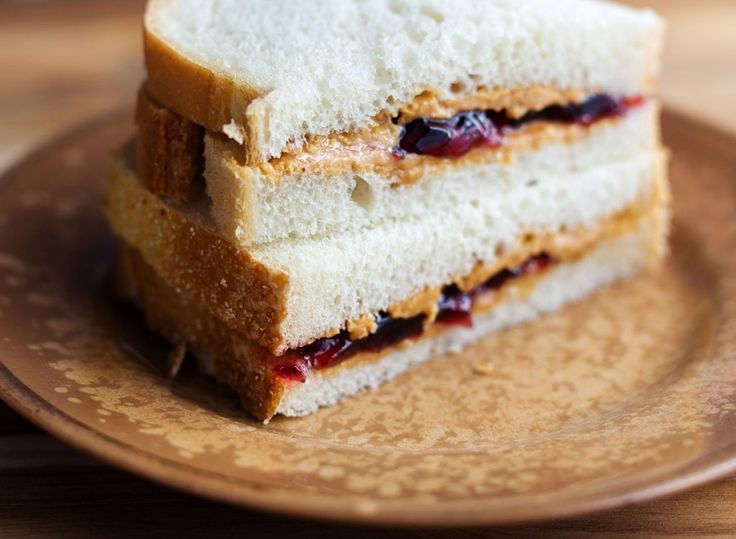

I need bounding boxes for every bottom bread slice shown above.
[116,209,666,421]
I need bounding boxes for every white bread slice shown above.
[106,148,667,354]
[144,0,664,163]
[206,102,660,246]
[116,210,666,420]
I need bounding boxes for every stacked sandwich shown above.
[108,0,668,421]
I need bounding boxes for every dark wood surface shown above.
[2,1,736,536]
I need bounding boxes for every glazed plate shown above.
[1,110,735,526]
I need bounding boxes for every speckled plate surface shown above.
[1,110,735,526]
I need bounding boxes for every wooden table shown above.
[1,1,735,536]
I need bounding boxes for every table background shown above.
[1,1,735,536]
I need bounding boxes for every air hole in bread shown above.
[350,176,375,211]
[450,81,466,94]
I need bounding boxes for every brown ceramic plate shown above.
[1,110,735,526]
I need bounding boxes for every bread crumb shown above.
[222,120,246,145]
[167,341,187,378]
[473,362,496,376]
[347,314,378,340]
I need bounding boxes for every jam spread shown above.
[272,253,554,382]
[395,94,644,158]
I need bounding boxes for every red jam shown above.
[395,94,643,158]
[272,314,425,383]
[272,253,554,382]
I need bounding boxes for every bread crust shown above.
[116,246,284,420]
[136,87,205,203]
[106,156,291,353]
[144,11,266,163]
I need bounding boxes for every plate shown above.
[1,110,736,526]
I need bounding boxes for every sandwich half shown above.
[108,0,669,421]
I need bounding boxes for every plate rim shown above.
[6,360,736,527]
[1,108,736,527]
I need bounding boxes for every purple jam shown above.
[396,110,503,158]
[272,254,554,382]
[272,314,425,383]
[395,94,644,158]
[436,285,474,328]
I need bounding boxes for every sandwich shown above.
[108,0,668,421]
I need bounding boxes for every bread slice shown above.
[206,102,660,246]
[106,147,667,354]
[116,205,666,421]
[144,0,664,163]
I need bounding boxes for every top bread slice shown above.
[144,0,664,164]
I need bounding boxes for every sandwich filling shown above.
[138,89,647,201]
[259,93,647,185]
[272,253,554,383]
[394,94,643,158]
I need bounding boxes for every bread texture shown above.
[116,209,665,420]
[144,0,664,163]
[206,102,660,246]
[106,147,666,354]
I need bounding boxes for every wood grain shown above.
[1,1,735,537]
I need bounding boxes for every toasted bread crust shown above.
[144,23,265,162]
[136,87,205,203]
[144,22,245,133]
[116,246,284,420]
[106,156,291,353]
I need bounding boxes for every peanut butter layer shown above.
[256,116,621,185]
[395,86,590,124]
